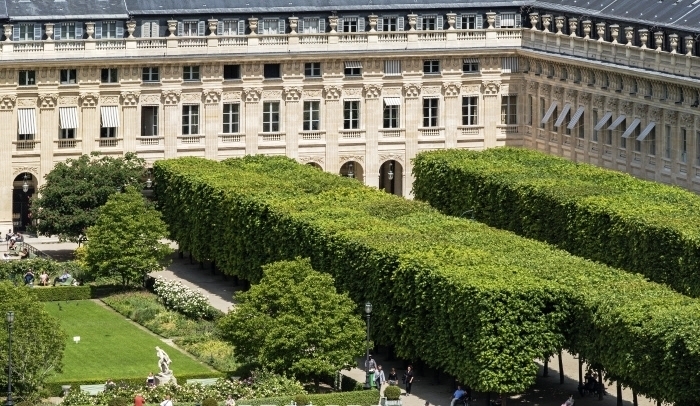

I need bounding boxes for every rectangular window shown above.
[383,104,399,129]
[681,128,688,163]
[262,102,280,132]
[141,106,158,136]
[649,128,656,156]
[592,110,599,142]
[303,101,320,131]
[382,17,397,31]
[142,67,159,82]
[539,98,545,129]
[423,98,439,127]
[183,66,200,81]
[577,113,585,139]
[498,13,518,28]
[260,19,281,34]
[100,127,117,138]
[665,125,672,159]
[462,58,479,73]
[101,68,118,83]
[384,60,401,76]
[182,20,199,36]
[220,20,238,35]
[223,65,240,80]
[305,62,322,78]
[344,62,362,77]
[527,95,533,125]
[462,96,478,126]
[59,128,75,139]
[264,64,281,79]
[343,17,358,32]
[223,103,240,134]
[422,17,436,30]
[60,69,77,84]
[301,18,325,33]
[501,95,517,125]
[141,21,159,37]
[564,109,572,136]
[423,60,440,74]
[343,100,360,129]
[462,14,477,29]
[62,22,77,40]
[696,131,700,165]
[182,105,199,135]
[19,70,35,86]
[17,23,36,41]
[102,21,117,38]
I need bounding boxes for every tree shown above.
[31,152,147,241]
[218,258,366,389]
[85,186,172,286]
[0,282,66,400]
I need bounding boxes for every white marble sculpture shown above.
[155,346,177,386]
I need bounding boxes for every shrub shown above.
[202,397,219,406]
[294,394,309,406]
[108,397,128,406]
[153,278,220,320]
[383,385,401,401]
[238,389,380,406]
[31,286,92,301]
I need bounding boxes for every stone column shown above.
[203,90,221,159]
[363,84,382,188]
[244,87,262,155]
[79,93,98,155]
[443,83,460,148]
[0,96,15,231]
[284,87,302,160]
[403,83,421,198]
[482,80,501,148]
[323,85,342,175]
[120,91,140,152]
[162,90,181,158]
[38,93,58,182]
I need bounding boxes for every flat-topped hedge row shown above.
[154,156,700,404]
[412,147,700,297]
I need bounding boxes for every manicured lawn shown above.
[45,300,214,382]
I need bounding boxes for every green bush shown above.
[239,390,380,406]
[293,394,310,406]
[107,397,128,406]
[383,385,401,401]
[46,373,224,396]
[28,285,131,302]
[153,156,700,404]
[202,397,218,406]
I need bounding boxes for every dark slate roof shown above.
[0,0,7,19]
[7,0,128,21]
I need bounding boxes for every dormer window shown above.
[178,20,204,36]
[97,21,123,39]
[300,18,325,34]
[217,19,245,35]
[338,17,365,33]
[417,15,443,30]
[56,22,82,40]
[13,23,42,41]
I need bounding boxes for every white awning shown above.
[554,103,571,127]
[463,58,479,63]
[383,97,401,106]
[621,118,641,138]
[344,61,362,68]
[540,101,558,125]
[18,108,36,135]
[636,122,656,141]
[100,106,120,128]
[567,106,585,130]
[608,115,626,131]
[593,112,613,131]
[59,107,79,129]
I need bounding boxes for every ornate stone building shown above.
[1,0,699,230]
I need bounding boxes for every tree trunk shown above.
[597,369,604,401]
[578,357,583,387]
[558,351,564,384]
[314,377,320,393]
[616,382,622,406]
[632,391,638,406]
[500,393,507,406]
[178,250,184,259]
[543,358,549,377]
[656,400,661,406]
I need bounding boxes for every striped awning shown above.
[384,97,401,106]
[463,58,479,63]
[593,112,613,131]
[344,61,362,68]
[18,108,36,135]
[636,122,656,141]
[608,115,626,131]
[567,106,586,130]
[540,101,558,125]
[621,118,641,138]
[59,107,79,129]
[101,106,120,128]
[554,103,571,127]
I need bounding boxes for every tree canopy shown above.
[218,258,366,387]
[31,153,147,241]
[85,186,172,286]
[0,282,66,400]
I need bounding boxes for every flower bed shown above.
[153,278,219,320]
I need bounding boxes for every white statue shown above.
[156,346,172,375]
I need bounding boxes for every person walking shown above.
[404,365,415,396]
[375,365,386,392]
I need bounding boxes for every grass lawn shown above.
[44,300,215,383]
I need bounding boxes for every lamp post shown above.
[5,311,15,406]
[347,162,355,179]
[363,302,372,390]
[21,174,29,194]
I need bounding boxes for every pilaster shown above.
[38,93,57,180]
[324,85,342,175]
[443,83,461,148]
[162,90,181,159]
[244,87,262,155]
[121,91,140,152]
[0,96,15,231]
[403,83,421,198]
[364,84,382,188]
[203,89,222,159]
[284,86,302,160]
[80,92,99,155]
[482,80,501,148]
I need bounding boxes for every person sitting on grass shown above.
[23,269,35,286]
[39,271,49,286]
[53,271,71,286]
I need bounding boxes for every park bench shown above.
[186,378,219,386]
[80,384,106,395]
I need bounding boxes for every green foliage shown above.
[153,156,700,404]
[294,394,310,406]
[31,286,92,301]
[45,373,221,396]
[238,389,380,406]
[85,186,173,286]
[202,398,218,406]
[107,397,128,406]
[383,385,401,400]
[218,259,365,385]
[0,282,66,398]
[31,152,147,241]
[412,147,700,297]
[0,259,84,285]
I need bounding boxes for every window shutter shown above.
[298,19,305,33]
[278,19,285,34]
[198,20,205,36]
[376,17,383,31]
[337,18,343,31]
[54,25,61,40]
[116,23,124,38]
[141,21,151,37]
[455,15,462,29]
[34,23,42,40]
[397,16,404,31]
[515,14,522,28]
[436,15,443,30]
[12,26,19,41]
[258,19,264,35]
[358,17,365,32]
[319,18,325,32]
[94,23,102,39]
[237,20,245,35]
[495,14,501,28]
[75,22,83,38]
[476,15,483,29]
[177,21,184,36]
[416,16,423,30]
[217,21,223,35]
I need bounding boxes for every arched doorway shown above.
[339,161,364,183]
[379,160,404,196]
[12,172,36,231]
[307,162,323,170]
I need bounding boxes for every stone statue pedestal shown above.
[155,373,177,386]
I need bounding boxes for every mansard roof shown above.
[7,0,127,21]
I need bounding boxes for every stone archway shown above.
[307,162,323,170]
[379,160,404,197]
[12,172,37,231]
[339,161,364,183]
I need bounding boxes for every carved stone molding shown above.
[99,95,119,105]
[303,89,323,98]
[0,95,16,110]
[565,89,577,103]
[262,89,282,100]
[443,82,460,98]
[579,93,591,104]
[222,91,242,102]
[527,81,538,92]
[284,87,302,102]
[339,155,365,166]
[203,89,222,104]
[635,104,648,117]
[482,80,501,95]
[39,93,58,109]
[298,156,325,167]
[17,98,36,108]
[423,86,441,96]
[324,85,342,100]
[12,166,38,177]
[605,98,618,110]
[403,83,421,98]
[592,95,604,110]
[664,110,678,121]
[181,92,201,104]
[121,91,141,106]
[79,92,99,107]
[462,84,480,95]
[620,100,633,116]
[553,86,564,100]
[649,107,661,122]
[540,83,551,94]
[364,84,383,99]
[244,87,262,103]
[680,113,694,127]
[344,87,363,97]
[59,96,78,106]
[140,93,160,105]
[379,153,405,166]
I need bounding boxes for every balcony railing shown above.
[136,136,163,146]
[219,133,244,143]
[178,135,204,145]
[339,129,365,139]
[457,125,482,137]
[299,131,325,141]
[259,132,285,142]
[97,137,121,148]
[379,128,405,138]
[13,140,39,152]
[419,127,444,137]
[55,139,79,149]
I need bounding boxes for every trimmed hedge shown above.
[154,156,700,404]
[46,373,224,396]
[29,285,132,302]
[412,147,700,297]
[238,389,380,406]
